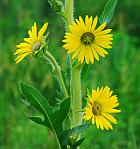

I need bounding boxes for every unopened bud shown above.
[48,0,64,13]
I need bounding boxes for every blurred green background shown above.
[0,0,140,148]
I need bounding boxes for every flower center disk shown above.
[92,102,101,116]
[32,42,41,51]
[81,32,94,45]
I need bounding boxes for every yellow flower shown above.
[83,86,121,130]
[14,22,48,63]
[63,15,113,64]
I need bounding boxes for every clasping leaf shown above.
[99,0,118,24]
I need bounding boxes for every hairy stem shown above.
[71,66,82,127]
[65,0,74,30]
[65,0,82,127]
[44,50,68,99]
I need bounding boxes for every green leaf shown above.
[56,90,63,100]
[87,88,91,96]
[71,138,85,149]
[66,55,72,90]
[66,55,72,80]
[99,0,118,24]
[21,98,30,106]
[21,82,54,129]
[21,82,62,149]
[66,123,90,135]
[81,63,89,80]
[35,56,46,65]
[46,59,55,73]
[53,97,70,129]
[27,115,45,126]
[21,82,53,117]
[60,123,90,146]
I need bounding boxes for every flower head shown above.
[63,15,113,64]
[14,22,48,63]
[83,86,121,130]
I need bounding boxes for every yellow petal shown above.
[92,90,98,101]
[85,107,92,112]
[88,45,94,64]
[95,29,112,36]
[95,38,113,43]
[38,23,48,40]
[95,87,102,98]
[100,116,113,130]
[103,108,121,113]
[15,52,31,64]
[91,45,99,61]
[95,22,106,33]
[99,86,110,102]
[78,16,86,32]
[78,45,85,63]
[14,48,31,55]
[92,115,95,124]
[63,33,80,43]
[102,113,117,124]
[92,43,108,57]
[28,30,35,42]
[69,21,83,36]
[95,35,113,42]
[67,43,81,54]
[85,46,90,64]
[85,15,93,32]
[83,113,93,120]
[97,116,104,130]
[72,48,81,59]
[96,34,113,38]
[95,38,112,49]
[24,38,33,44]
[31,22,37,41]
[95,116,100,129]
[91,16,98,32]
[16,43,32,49]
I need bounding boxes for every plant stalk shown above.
[71,66,82,127]
[65,0,82,126]
[44,50,68,99]
[65,0,74,30]
[65,0,82,145]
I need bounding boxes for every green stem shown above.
[65,0,82,127]
[71,66,82,127]
[65,0,82,146]
[65,0,74,129]
[65,0,74,30]
[44,50,68,99]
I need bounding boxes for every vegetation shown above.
[0,0,140,148]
